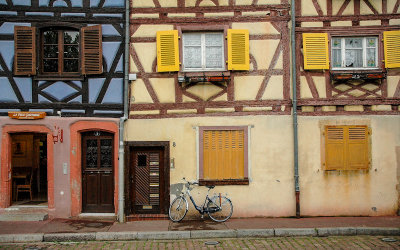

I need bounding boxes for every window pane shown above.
[206,46,223,68]
[184,46,202,68]
[64,31,79,44]
[183,33,201,46]
[332,49,342,68]
[366,48,376,67]
[64,45,79,58]
[345,49,363,67]
[64,59,79,72]
[43,45,58,58]
[43,59,58,72]
[43,31,58,44]
[205,33,223,46]
[332,38,341,48]
[345,38,362,48]
[366,38,376,48]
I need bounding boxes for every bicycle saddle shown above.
[206,185,215,189]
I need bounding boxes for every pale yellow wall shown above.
[125,116,296,217]
[298,116,400,216]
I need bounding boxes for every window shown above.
[156,29,249,73]
[182,32,224,72]
[14,25,103,77]
[41,29,80,75]
[331,37,378,70]
[323,125,370,171]
[199,127,249,185]
[302,31,400,70]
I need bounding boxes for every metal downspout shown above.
[291,0,300,218]
[118,0,130,223]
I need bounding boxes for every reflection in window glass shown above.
[41,29,80,74]
[182,32,224,71]
[331,37,378,69]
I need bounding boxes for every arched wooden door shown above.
[81,131,114,213]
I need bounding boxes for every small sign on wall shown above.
[8,112,46,120]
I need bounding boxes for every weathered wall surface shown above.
[298,115,400,216]
[125,115,296,217]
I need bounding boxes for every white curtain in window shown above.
[183,33,202,68]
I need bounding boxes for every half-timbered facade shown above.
[0,0,125,219]
[296,0,400,216]
[126,0,295,219]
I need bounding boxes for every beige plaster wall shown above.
[298,116,400,216]
[125,115,296,217]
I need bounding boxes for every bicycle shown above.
[168,178,233,222]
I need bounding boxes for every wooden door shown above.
[131,148,164,214]
[82,131,114,213]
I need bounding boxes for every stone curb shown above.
[236,229,275,238]
[191,230,236,239]
[137,231,190,240]
[96,232,138,241]
[43,233,96,242]
[0,234,43,243]
[316,227,357,236]
[275,228,317,237]
[1,227,400,243]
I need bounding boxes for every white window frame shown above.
[331,36,379,70]
[182,32,225,72]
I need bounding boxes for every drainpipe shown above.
[118,0,130,223]
[291,0,300,218]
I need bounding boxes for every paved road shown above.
[0,236,399,249]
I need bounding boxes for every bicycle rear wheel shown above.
[169,196,188,222]
[207,195,233,222]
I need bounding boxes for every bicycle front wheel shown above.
[207,195,233,222]
[169,196,188,222]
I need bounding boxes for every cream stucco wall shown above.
[125,115,296,218]
[298,116,400,216]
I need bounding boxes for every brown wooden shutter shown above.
[81,25,103,75]
[325,125,369,170]
[14,26,36,75]
[347,126,369,170]
[203,130,244,180]
[325,126,345,170]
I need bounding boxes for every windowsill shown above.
[330,69,385,81]
[34,75,84,81]
[179,71,230,77]
[330,68,382,72]
[199,178,249,186]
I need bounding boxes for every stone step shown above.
[0,212,48,221]
[126,214,169,221]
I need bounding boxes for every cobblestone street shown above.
[1,236,399,249]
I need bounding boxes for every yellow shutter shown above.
[347,126,369,170]
[325,126,346,170]
[227,29,249,71]
[325,126,369,170]
[203,130,244,180]
[303,33,329,70]
[383,30,400,68]
[156,30,179,72]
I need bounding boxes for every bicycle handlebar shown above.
[182,177,198,186]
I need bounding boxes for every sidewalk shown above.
[0,216,399,243]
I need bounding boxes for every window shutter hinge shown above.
[322,131,325,136]
[368,128,372,135]
[178,36,181,39]
[322,163,325,166]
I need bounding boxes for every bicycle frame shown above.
[181,183,221,215]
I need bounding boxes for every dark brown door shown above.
[82,131,114,213]
[131,148,164,214]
